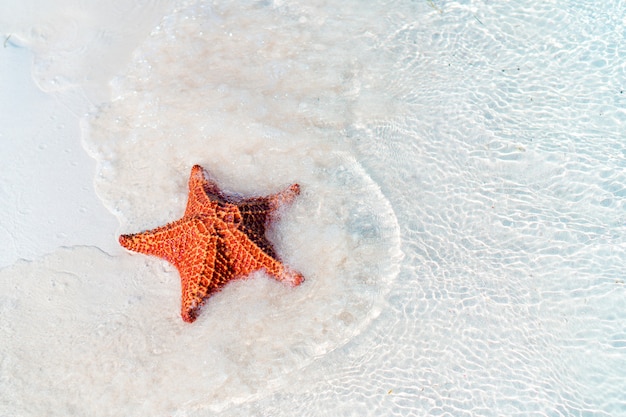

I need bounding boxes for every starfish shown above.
[119,165,304,323]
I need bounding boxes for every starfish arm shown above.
[178,231,227,323]
[237,200,276,258]
[268,183,300,211]
[184,165,221,217]
[223,227,304,287]
[119,218,207,267]
[236,183,300,259]
[120,216,228,323]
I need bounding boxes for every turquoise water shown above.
[1,1,625,415]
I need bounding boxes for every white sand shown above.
[0,44,117,268]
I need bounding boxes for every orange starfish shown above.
[119,165,304,323]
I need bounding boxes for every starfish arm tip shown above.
[119,234,133,249]
[181,311,197,323]
[190,164,204,176]
[182,301,202,322]
[268,183,301,210]
[283,269,305,287]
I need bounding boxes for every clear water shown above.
[1,0,625,416]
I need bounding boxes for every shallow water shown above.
[1,0,625,416]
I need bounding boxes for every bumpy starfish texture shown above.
[119,165,304,323]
